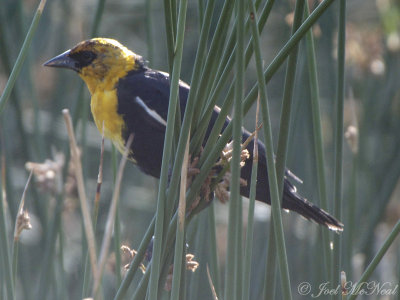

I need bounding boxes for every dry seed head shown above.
[345,125,358,154]
[164,253,199,291]
[341,271,347,295]
[186,253,199,272]
[15,209,32,241]
[25,153,64,193]
[121,245,146,274]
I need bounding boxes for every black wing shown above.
[115,68,189,177]
[117,69,189,123]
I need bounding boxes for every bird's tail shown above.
[282,185,344,232]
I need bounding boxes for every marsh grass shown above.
[1,0,400,299]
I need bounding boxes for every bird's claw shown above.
[215,173,247,203]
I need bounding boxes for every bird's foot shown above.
[186,147,218,215]
[186,155,201,188]
[215,173,247,203]
[188,168,215,213]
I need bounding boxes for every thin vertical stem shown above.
[78,0,107,169]
[347,218,400,300]
[12,171,33,287]
[112,146,122,287]
[225,1,245,299]
[304,0,332,276]
[0,0,47,114]
[195,0,336,175]
[148,0,188,298]
[275,0,304,202]
[114,218,155,300]
[190,0,235,130]
[248,0,293,298]
[90,0,106,37]
[145,0,154,65]
[263,231,277,300]
[332,0,346,294]
[93,135,133,297]
[63,109,98,280]
[191,0,274,153]
[165,0,216,223]
[82,131,106,298]
[207,205,221,296]
[163,0,176,72]
[0,158,15,300]
[242,96,260,300]
[170,139,189,299]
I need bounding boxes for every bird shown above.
[44,38,343,232]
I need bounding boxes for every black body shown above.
[116,67,343,231]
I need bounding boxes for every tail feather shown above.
[239,135,343,232]
[282,185,344,232]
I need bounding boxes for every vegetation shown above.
[1,0,400,299]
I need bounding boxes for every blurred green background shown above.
[1,0,400,299]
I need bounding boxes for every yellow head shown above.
[44,38,144,93]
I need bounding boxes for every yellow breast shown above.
[77,43,139,158]
[90,89,127,155]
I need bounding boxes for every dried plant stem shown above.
[62,109,98,289]
[178,140,189,231]
[93,134,134,297]
[207,265,219,300]
[170,137,189,298]
[82,124,105,298]
[94,124,105,217]
[12,170,33,287]
[13,171,33,242]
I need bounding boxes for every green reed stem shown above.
[304,0,332,276]
[0,177,14,300]
[347,218,400,300]
[0,0,47,114]
[249,0,294,298]
[148,0,188,298]
[224,0,245,298]
[332,0,346,294]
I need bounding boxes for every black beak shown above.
[43,49,78,71]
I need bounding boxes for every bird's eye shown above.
[79,51,96,64]
[69,50,97,68]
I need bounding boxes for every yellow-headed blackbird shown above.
[44,38,343,231]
